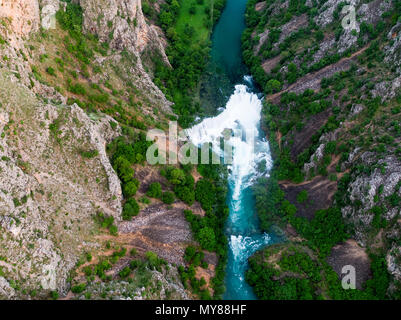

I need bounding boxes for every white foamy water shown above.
[186,78,274,299]
[228,233,271,284]
[229,234,271,263]
[186,84,273,191]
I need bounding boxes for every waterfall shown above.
[187,77,275,299]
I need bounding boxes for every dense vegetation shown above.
[242,0,401,300]
[153,0,226,127]
[179,161,229,299]
[107,132,152,222]
[246,244,390,300]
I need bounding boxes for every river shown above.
[187,0,279,300]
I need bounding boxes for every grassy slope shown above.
[175,0,213,43]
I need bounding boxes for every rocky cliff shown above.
[244,0,401,298]
[0,0,194,300]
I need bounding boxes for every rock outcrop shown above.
[78,0,173,112]
[0,0,178,299]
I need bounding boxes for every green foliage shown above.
[184,245,206,267]
[182,163,228,298]
[108,135,154,219]
[197,227,216,251]
[265,79,282,93]
[296,190,308,204]
[122,180,139,197]
[145,251,167,271]
[246,247,321,300]
[113,156,134,182]
[68,81,86,95]
[364,254,390,299]
[46,67,56,76]
[253,176,284,231]
[56,3,83,33]
[162,166,196,205]
[161,191,175,204]
[79,149,99,159]
[146,182,162,199]
[50,291,59,300]
[71,283,86,294]
[247,245,391,300]
[56,3,93,64]
[122,198,140,220]
[195,179,215,211]
[119,266,131,278]
[155,0,226,127]
[253,173,347,257]
[325,141,337,155]
[163,166,186,185]
[94,212,118,236]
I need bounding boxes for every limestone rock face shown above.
[80,0,164,55]
[342,154,401,245]
[77,0,172,111]
[0,71,122,297]
[0,0,177,299]
[385,22,401,75]
[250,0,401,296]
[0,0,40,37]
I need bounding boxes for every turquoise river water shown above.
[187,0,280,300]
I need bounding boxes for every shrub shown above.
[198,227,216,251]
[174,185,195,205]
[68,82,86,95]
[162,191,175,204]
[296,190,308,204]
[83,266,93,276]
[94,212,118,236]
[129,259,140,270]
[146,182,162,199]
[123,180,139,197]
[50,291,59,300]
[119,266,131,278]
[315,30,324,41]
[113,156,134,183]
[79,149,99,159]
[109,224,118,236]
[165,167,186,184]
[265,79,282,93]
[46,67,56,76]
[325,141,337,154]
[146,251,165,270]
[195,179,215,211]
[71,283,86,294]
[122,198,140,220]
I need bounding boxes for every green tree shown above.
[122,198,140,220]
[296,190,308,204]
[113,156,134,182]
[195,179,215,211]
[146,182,162,199]
[162,191,175,204]
[123,180,139,197]
[198,227,216,251]
[265,79,282,93]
